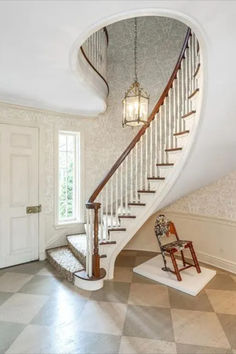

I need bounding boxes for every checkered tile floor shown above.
[0,250,236,354]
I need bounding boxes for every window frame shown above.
[55,130,81,226]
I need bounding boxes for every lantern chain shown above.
[134,17,138,82]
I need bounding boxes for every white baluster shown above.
[140,136,143,190]
[110,178,113,227]
[120,164,123,215]
[149,121,153,177]
[177,70,181,133]
[130,149,134,203]
[135,142,138,201]
[164,99,168,162]
[89,209,93,276]
[125,157,128,213]
[115,169,118,226]
[105,184,108,239]
[100,193,103,240]
[86,209,90,275]
[173,80,177,147]
[168,89,173,148]
[145,130,148,189]
[159,106,163,164]
[185,48,189,113]
[155,114,158,174]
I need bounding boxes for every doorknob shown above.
[26,205,42,214]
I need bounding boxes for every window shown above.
[57,131,80,224]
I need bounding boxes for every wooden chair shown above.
[154,214,201,281]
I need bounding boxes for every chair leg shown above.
[181,250,186,266]
[189,243,201,273]
[170,252,182,281]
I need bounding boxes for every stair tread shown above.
[119,215,136,218]
[67,234,106,259]
[128,202,146,206]
[138,190,155,193]
[147,177,165,180]
[108,227,126,231]
[173,130,190,136]
[156,163,174,166]
[182,110,196,119]
[165,147,182,152]
[47,246,84,281]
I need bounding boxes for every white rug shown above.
[133,255,216,296]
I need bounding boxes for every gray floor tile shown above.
[0,292,13,306]
[0,272,33,293]
[119,336,177,354]
[0,321,25,354]
[18,275,63,296]
[169,287,214,312]
[31,295,87,327]
[176,343,233,354]
[4,261,46,275]
[68,331,121,354]
[218,313,236,348]
[6,324,121,354]
[0,293,48,324]
[123,304,174,341]
[90,280,130,303]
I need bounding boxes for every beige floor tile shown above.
[171,308,230,348]
[217,313,236,348]
[0,272,33,292]
[77,300,127,335]
[0,293,48,324]
[119,336,177,354]
[113,267,133,283]
[206,289,236,315]
[128,283,170,308]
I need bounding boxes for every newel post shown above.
[86,201,101,278]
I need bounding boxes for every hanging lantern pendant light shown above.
[122,18,149,127]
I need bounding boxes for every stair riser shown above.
[175,134,189,146]
[47,252,74,283]
[67,242,86,268]
[183,115,195,131]
[157,166,173,178]
[148,180,165,192]
[139,193,156,204]
[166,151,182,164]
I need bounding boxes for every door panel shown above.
[0,124,39,268]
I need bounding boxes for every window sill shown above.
[54,220,83,230]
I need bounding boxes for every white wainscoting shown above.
[125,211,236,274]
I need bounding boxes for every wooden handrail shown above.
[80,26,109,95]
[87,27,191,204]
[80,47,109,94]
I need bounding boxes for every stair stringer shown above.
[103,66,204,279]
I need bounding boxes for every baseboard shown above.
[197,251,236,274]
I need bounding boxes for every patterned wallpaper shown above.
[85,16,187,200]
[164,171,236,221]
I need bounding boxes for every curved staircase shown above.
[47,28,203,290]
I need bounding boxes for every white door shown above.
[0,124,39,268]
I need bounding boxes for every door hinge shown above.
[26,205,42,214]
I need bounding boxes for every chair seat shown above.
[162,240,191,253]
